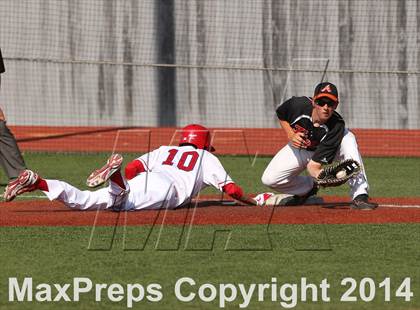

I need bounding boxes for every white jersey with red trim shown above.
[136,145,233,205]
[42,145,234,211]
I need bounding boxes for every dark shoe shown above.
[282,184,319,206]
[304,183,318,198]
[351,194,378,210]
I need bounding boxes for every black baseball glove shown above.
[315,159,361,187]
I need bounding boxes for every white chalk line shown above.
[16,195,47,200]
[380,204,420,209]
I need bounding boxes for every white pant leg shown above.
[261,143,314,196]
[336,129,369,199]
[44,179,122,210]
[122,172,179,210]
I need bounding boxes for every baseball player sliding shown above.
[257,82,377,210]
[3,124,256,209]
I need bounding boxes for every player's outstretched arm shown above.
[222,183,256,205]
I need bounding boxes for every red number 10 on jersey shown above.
[162,149,199,172]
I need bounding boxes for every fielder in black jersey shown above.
[0,48,27,180]
[260,82,377,210]
[276,96,345,164]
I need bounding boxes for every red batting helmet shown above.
[179,124,215,151]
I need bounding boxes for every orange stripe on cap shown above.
[313,93,339,103]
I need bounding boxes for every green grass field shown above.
[1,152,419,197]
[0,152,419,309]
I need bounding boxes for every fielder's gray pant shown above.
[0,75,26,179]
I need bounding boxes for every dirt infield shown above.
[1,197,420,227]
[3,126,419,226]
[10,125,420,157]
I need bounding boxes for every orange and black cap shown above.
[313,82,339,104]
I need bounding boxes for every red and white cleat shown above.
[3,170,40,202]
[86,153,123,188]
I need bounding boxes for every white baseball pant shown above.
[43,172,179,211]
[261,129,369,199]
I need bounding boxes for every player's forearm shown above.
[280,120,308,148]
[307,160,322,178]
[279,120,295,140]
[222,183,256,205]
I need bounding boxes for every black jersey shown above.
[0,48,4,74]
[276,96,345,164]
